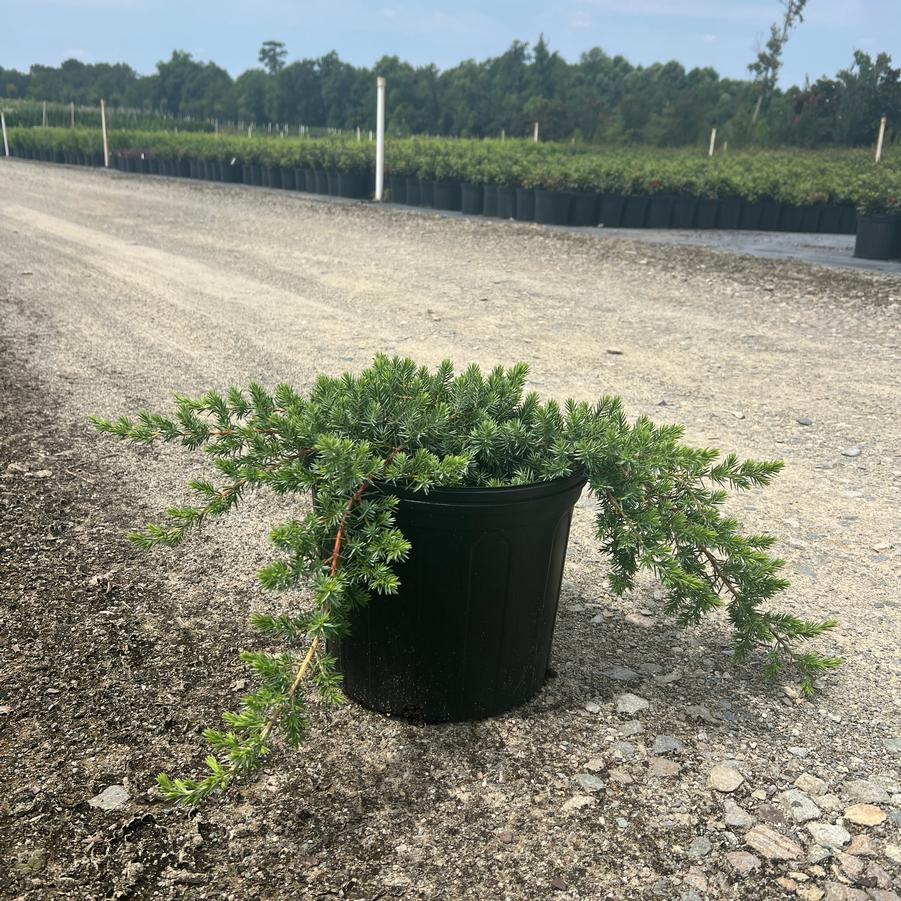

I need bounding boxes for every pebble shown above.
[723,800,754,829]
[573,773,605,793]
[846,834,878,856]
[866,889,901,901]
[707,765,744,793]
[799,888,825,901]
[584,700,601,714]
[625,612,656,628]
[843,803,886,826]
[638,662,662,675]
[562,795,596,813]
[808,844,832,863]
[884,738,901,754]
[807,822,851,848]
[584,757,605,773]
[889,810,901,827]
[884,843,901,864]
[652,735,683,755]
[15,849,46,874]
[757,803,788,825]
[5,462,29,474]
[817,793,842,813]
[620,720,644,736]
[797,417,813,426]
[841,446,861,458]
[686,835,712,858]
[608,767,633,785]
[744,824,803,860]
[612,741,637,760]
[685,704,716,723]
[605,665,639,682]
[795,772,828,796]
[789,745,811,758]
[615,693,649,715]
[823,884,868,901]
[843,779,890,804]
[835,850,866,881]
[649,757,680,777]
[497,830,514,844]
[88,784,130,811]
[779,788,822,824]
[725,850,761,876]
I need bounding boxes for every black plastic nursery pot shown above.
[293,168,306,191]
[303,170,316,192]
[758,200,782,231]
[647,195,675,229]
[739,202,762,231]
[433,180,461,211]
[800,204,821,233]
[326,170,340,196]
[483,185,499,217]
[695,198,718,229]
[221,162,242,183]
[242,164,253,184]
[496,186,516,219]
[839,206,858,235]
[514,188,535,221]
[461,182,484,215]
[338,172,369,199]
[671,196,698,229]
[599,195,626,228]
[281,167,296,190]
[717,198,742,229]
[250,164,264,187]
[389,175,408,204]
[535,189,572,226]
[817,205,843,234]
[621,195,650,228]
[333,473,587,721]
[569,192,599,227]
[778,204,804,232]
[419,179,435,207]
[854,214,901,260]
[265,166,282,189]
[405,176,421,206]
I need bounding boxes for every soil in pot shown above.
[535,189,572,226]
[333,473,587,721]
[569,192,599,227]
[483,185,499,217]
[461,182,484,215]
[514,188,535,222]
[854,214,901,260]
[496,186,516,219]
[433,180,461,211]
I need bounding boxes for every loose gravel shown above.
[1,161,900,900]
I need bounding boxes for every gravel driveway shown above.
[1,160,900,901]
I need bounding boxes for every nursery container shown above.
[315,170,329,194]
[854,214,901,260]
[514,188,535,222]
[759,200,782,231]
[389,175,408,204]
[338,172,369,199]
[419,179,435,207]
[433,180,461,210]
[599,195,626,228]
[671,196,698,229]
[496,186,516,219]
[621,195,650,228]
[717,199,742,230]
[569,192,599,227]
[739,202,762,231]
[405,176,421,206]
[334,473,587,721]
[695,198,718,229]
[483,185,499,218]
[461,182,484,215]
[647,195,675,229]
[535,189,572,225]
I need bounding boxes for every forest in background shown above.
[1,37,899,148]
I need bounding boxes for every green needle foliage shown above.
[92,355,839,805]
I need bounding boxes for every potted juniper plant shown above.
[92,355,839,805]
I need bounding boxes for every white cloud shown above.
[702,33,717,43]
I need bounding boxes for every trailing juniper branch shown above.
[92,355,838,805]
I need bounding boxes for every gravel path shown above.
[1,160,900,901]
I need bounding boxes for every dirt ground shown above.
[1,160,900,901]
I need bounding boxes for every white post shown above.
[1,112,9,158]
[501,128,505,142]
[375,75,386,201]
[70,101,75,128]
[533,121,539,142]
[100,98,109,168]
[42,101,48,127]
[708,126,717,157]
[356,126,361,142]
[876,115,887,163]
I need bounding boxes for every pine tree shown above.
[92,355,839,805]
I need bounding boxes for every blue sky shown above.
[2,0,898,86]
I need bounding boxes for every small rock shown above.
[809,844,832,863]
[789,746,811,758]
[612,741,637,760]
[620,720,645,736]
[31,469,53,478]
[725,850,761,876]
[162,869,208,886]
[745,824,803,860]
[707,765,744,793]
[616,693,649,715]
[807,822,851,849]
[88,784,130,811]
[606,665,640,682]
[731,411,745,420]
[5,462,29,474]
[779,788,822,824]
[865,862,895,889]
[797,417,813,426]
[652,735,684,755]
[817,793,843,813]
[606,348,624,355]
[625,612,656,629]
[795,773,829,796]
[834,850,866,882]
[844,780,890,804]
[865,889,901,901]
[654,668,682,685]
[823,884,868,901]
[845,834,878,856]
[843,803,886,827]
[15,849,46,874]
[562,795,596,813]
[608,767,633,785]
[584,700,601,714]
[649,757,680,777]
[497,830,514,844]
[573,773,605,793]
[883,738,901,754]
[884,843,901,864]
[685,704,716,723]
[724,799,754,829]
[799,888,825,901]
[777,877,798,891]
[841,446,861,458]
[687,835,712,858]
[551,876,568,891]
[638,662,662,675]
[584,757,605,773]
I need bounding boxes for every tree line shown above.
[1,38,898,148]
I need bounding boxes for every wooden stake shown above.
[876,115,887,163]
[1,112,9,158]
[533,121,539,142]
[100,99,109,168]
[708,126,717,157]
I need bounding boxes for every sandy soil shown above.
[1,160,900,901]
